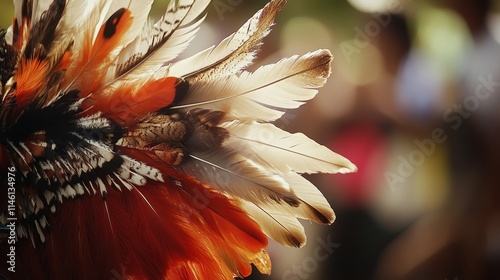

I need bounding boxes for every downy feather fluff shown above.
[0,0,356,279]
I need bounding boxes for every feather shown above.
[61,0,115,92]
[30,0,54,25]
[87,8,133,71]
[181,150,300,206]
[103,0,154,50]
[1,0,357,279]
[178,179,269,278]
[172,49,333,122]
[282,172,335,224]
[13,0,24,27]
[14,57,50,108]
[239,199,306,248]
[23,0,66,59]
[225,121,357,174]
[168,0,287,82]
[113,0,209,80]
[181,148,333,247]
[62,0,153,95]
[55,0,94,36]
[83,76,180,125]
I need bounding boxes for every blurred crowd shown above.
[1,0,499,279]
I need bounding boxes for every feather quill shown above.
[181,151,299,206]
[225,121,357,174]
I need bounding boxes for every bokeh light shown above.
[348,0,400,13]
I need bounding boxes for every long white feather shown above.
[223,121,357,174]
[172,49,332,122]
[183,147,333,234]
[180,150,300,206]
[238,171,336,226]
[168,0,286,82]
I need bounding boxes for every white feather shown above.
[182,147,332,237]
[168,0,286,82]
[224,121,357,174]
[180,150,300,206]
[114,0,154,50]
[239,199,306,248]
[13,0,23,25]
[113,0,209,80]
[50,0,94,51]
[282,173,335,224]
[172,49,332,122]
[58,0,96,31]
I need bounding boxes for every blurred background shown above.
[2,0,500,279]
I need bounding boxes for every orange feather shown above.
[120,147,269,278]
[83,77,179,126]
[55,50,72,72]
[91,8,133,66]
[69,8,133,96]
[15,57,49,108]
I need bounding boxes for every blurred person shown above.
[376,0,500,279]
